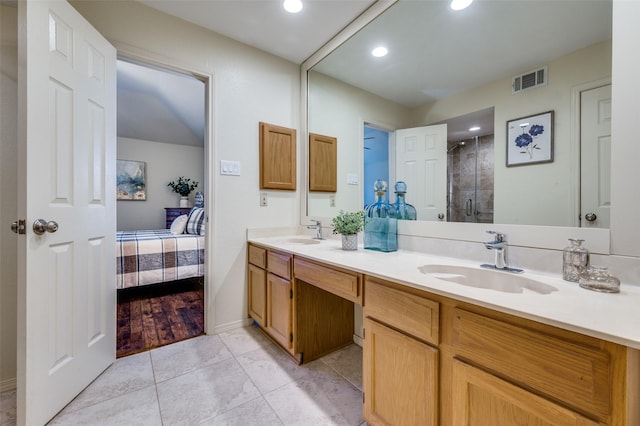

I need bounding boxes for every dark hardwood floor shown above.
[116,278,204,358]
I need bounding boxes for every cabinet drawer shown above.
[452,308,611,418]
[248,244,266,268]
[267,251,292,280]
[364,278,439,345]
[294,258,362,304]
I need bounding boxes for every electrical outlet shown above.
[330,195,336,207]
[260,192,268,206]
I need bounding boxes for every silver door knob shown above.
[33,219,59,235]
[584,213,597,222]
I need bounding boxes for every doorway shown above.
[115,57,210,356]
[363,125,390,207]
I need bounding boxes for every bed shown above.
[116,207,205,289]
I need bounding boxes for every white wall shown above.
[0,4,18,390]
[308,71,414,217]
[414,41,611,226]
[117,137,204,231]
[70,0,301,332]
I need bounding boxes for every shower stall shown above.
[447,134,494,223]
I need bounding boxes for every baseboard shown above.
[353,333,363,347]
[209,318,253,335]
[0,377,16,393]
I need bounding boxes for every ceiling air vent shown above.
[512,66,548,94]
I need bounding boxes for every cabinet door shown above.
[266,272,292,350]
[452,360,600,426]
[363,318,438,426]
[248,264,267,327]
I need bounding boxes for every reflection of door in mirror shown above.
[447,135,495,224]
[363,125,390,207]
[395,125,447,221]
[581,84,612,229]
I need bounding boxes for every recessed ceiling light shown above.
[450,0,473,11]
[372,47,388,58]
[283,0,303,14]
[469,126,481,132]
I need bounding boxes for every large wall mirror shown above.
[306,0,612,229]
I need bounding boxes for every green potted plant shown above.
[167,176,199,207]
[331,210,364,250]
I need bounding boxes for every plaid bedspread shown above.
[116,230,205,289]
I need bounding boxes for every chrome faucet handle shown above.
[486,230,505,242]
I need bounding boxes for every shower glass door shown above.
[447,135,495,223]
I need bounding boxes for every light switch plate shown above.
[221,160,241,176]
[347,173,359,185]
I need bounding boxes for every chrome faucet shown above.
[307,220,324,240]
[481,231,523,273]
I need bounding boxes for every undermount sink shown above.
[278,237,321,245]
[418,264,557,294]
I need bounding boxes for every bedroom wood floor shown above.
[116,278,204,358]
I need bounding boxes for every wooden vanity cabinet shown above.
[363,275,640,426]
[363,277,440,426]
[247,244,294,355]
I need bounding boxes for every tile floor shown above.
[0,325,366,425]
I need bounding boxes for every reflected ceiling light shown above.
[372,47,388,58]
[469,126,481,132]
[450,0,473,11]
[283,0,303,13]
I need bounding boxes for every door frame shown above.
[570,77,611,228]
[115,44,216,333]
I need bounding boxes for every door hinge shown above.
[11,219,26,235]
[363,392,365,403]
[290,289,293,299]
[362,328,365,339]
[289,333,293,343]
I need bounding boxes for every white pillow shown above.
[170,214,189,235]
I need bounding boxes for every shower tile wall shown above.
[448,135,494,223]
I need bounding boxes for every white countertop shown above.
[248,233,640,350]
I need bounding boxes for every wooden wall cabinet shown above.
[259,122,296,190]
[308,133,337,192]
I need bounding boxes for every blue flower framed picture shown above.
[506,111,554,167]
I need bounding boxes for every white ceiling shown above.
[138,0,376,64]
[119,0,611,145]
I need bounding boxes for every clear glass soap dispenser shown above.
[562,238,589,282]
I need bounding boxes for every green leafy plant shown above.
[167,176,199,196]
[331,210,364,235]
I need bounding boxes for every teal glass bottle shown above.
[364,179,398,252]
[393,181,417,220]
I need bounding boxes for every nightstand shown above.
[165,207,192,228]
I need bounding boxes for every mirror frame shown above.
[301,0,639,257]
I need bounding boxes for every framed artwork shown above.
[506,110,554,167]
[116,159,146,200]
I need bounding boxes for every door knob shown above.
[33,219,59,235]
[584,212,597,222]
[437,213,444,220]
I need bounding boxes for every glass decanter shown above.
[579,266,620,293]
[562,238,589,282]
[393,181,417,220]
[364,179,398,252]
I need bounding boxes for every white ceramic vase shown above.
[179,196,189,208]
[341,234,358,251]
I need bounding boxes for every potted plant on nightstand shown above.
[167,176,199,207]
[332,210,364,251]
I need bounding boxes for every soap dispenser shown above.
[562,238,589,282]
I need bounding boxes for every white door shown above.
[395,124,447,221]
[17,1,116,424]
[580,84,611,229]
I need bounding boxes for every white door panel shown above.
[18,1,116,424]
[581,85,611,229]
[395,125,447,221]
